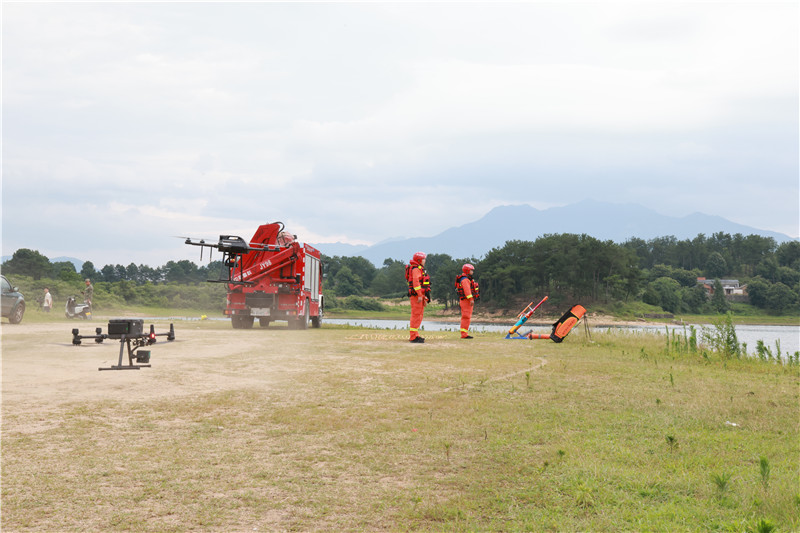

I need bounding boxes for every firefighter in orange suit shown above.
[406,252,431,343]
[455,263,479,339]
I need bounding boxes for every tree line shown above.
[323,232,800,314]
[1,248,225,284]
[3,232,799,314]
[1,249,226,311]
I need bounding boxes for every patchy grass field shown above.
[2,320,798,532]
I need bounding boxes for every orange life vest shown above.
[454,274,480,301]
[406,264,431,299]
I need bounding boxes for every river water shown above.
[325,318,800,358]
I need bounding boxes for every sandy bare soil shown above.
[0,312,643,415]
[1,320,329,418]
[2,317,550,437]
[2,316,532,411]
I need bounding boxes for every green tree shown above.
[755,257,779,282]
[649,236,679,268]
[680,285,708,314]
[369,259,408,298]
[671,268,700,287]
[705,252,727,279]
[163,260,200,284]
[746,276,770,308]
[2,249,51,280]
[732,234,775,276]
[765,282,797,313]
[333,265,363,296]
[643,277,681,313]
[125,263,140,283]
[776,266,800,287]
[649,264,672,282]
[711,278,729,313]
[114,264,128,282]
[687,234,709,271]
[776,241,800,269]
[623,237,650,269]
[100,264,117,282]
[339,257,377,288]
[51,261,81,282]
[111,279,137,303]
[80,261,97,281]
[603,274,627,302]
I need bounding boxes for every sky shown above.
[2,1,798,269]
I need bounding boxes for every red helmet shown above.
[462,263,474,274]
[412,252,427,264]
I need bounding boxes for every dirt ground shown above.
[1,319,331,420]
[0,312,645,414]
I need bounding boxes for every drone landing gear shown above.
[98,335,152,371]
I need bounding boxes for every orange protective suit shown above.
[458,275,475,338]
[408,262,428,341]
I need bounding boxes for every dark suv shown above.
[1,275,25,324]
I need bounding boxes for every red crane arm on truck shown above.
[230,242,300,285]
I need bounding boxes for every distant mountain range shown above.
[3,201,794,269]
[312,200,797,266]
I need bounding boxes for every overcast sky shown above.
[2,2,798,268]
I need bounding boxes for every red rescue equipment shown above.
[505,300,586,342]
[549,304,587,343]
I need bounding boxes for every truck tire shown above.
[290,301,309,330]
[299,301,309,330]
[258,317,271,328]
[311,305,322,328]
[232,315,254,329]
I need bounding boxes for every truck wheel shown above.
[258,317,270,328]
[311,311,321,328]
[291,302,309,330]
[299,302,309,330]
[232,315,254,329]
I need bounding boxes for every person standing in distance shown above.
[83,279,94,309]
[42,288,53,313]
[455,263,479,339]
[406,252,431,343]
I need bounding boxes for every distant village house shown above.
[696,277,748,301]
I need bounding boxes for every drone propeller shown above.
[179,236,216,262]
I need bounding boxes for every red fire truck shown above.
[186,222,323,329]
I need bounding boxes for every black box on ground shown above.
[107,319,144,338]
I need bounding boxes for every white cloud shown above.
[2,1,797,267]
